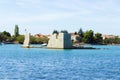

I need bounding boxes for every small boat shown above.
[3,42,14,44]
[41,43,47,46]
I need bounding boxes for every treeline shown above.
[103,37,120,44]
[1,25,120,45]
[0,25,49,44]
[75,28,120,45]
[53,28,120,45]
[76,29,103,44]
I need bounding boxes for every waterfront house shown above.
[34,33,47,38]
[102,35,116,39]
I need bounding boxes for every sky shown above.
[0,0,120,35]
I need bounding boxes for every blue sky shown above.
[0,0,120,35]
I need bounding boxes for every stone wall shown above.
[47,32,72,49]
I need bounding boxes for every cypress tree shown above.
[14,24,19,37]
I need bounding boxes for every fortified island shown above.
[47,31,96,49]
[22,31,96,49]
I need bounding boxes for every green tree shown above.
[113,36,120,44]
[78,28,84,37]
[30,36,49,44]
[0,32,3,42]
[2,31,11,37]
[15,35,24,43]
[78,28,84,42]
[14,24,19,37]
[52,30,58,34]
[74,32,77,35]
[94,33,103,44]
[83,30,94,43]
[0,31,11,42]
[103,37,120,44]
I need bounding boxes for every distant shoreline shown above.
[1,42,120,46]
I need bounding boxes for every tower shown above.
[47,32,73,49]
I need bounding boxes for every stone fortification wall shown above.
[47,32,72,49]
[63,33,72,48]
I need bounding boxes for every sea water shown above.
[0,44,120,80]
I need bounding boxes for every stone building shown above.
[34,33,47,38]
[102,35,115,39]
[47,32,73,49]
[71,33,80,42]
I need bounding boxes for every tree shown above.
[78,28,84,37]
[78,28,84,42]
[14,24,19,37]
[74,32,77,35]
[52,30,58,34]
[15,35,24,43]
[0,32,3,42]
[2,31,11,37]
[83,30,94,43]
[113,36,120,44]
[103,37,120,44]
[30,36,49,44]
[0,31,11,42]
[94,33,103,44]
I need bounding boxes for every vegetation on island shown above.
[103,36,120,44]
[53,28,120,45]
[74,28,120,45]
[14,24,19,37]
[1,25,120,45]
[0,25,49,44]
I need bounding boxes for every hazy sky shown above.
[0,0,120,35]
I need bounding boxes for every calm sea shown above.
[0,44,120,80]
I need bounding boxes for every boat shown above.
[41,43,47,46]
[3,41,14,44]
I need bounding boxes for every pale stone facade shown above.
[23,33,30,48]
[47,32,73,49]
[102,35,115,39]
